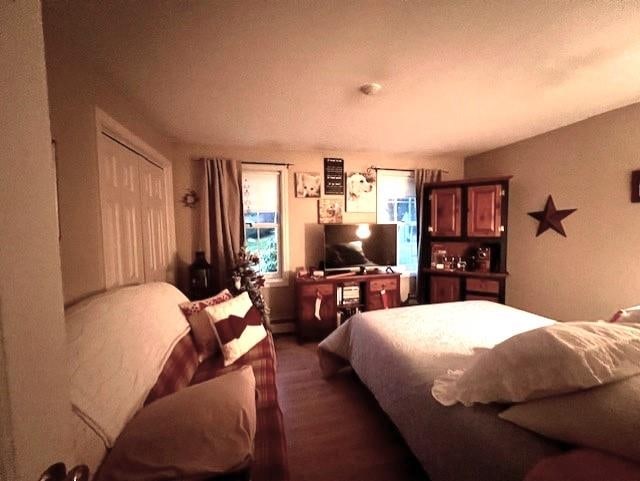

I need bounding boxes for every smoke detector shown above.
[360,82,382,96]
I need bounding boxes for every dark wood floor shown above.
[275,335,428,481]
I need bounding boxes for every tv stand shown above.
[294,272,401,342]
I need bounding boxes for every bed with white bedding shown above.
[318,301,565,481]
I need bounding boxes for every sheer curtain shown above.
[415,168,444,303]
[200,157,245,293]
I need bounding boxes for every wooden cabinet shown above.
[421,176,511,305]
[295,273,401,342]
[467,184,502,237]
[429,276,460,304]
[430,187,461,237]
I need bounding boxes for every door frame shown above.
[95,107,176,287]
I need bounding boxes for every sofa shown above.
[67,282,289,481]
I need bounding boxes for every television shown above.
[324,223,397,270]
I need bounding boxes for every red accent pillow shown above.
[179,289,233,360]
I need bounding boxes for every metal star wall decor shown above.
[528,195,577,237]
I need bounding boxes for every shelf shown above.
[424,268,509,279]
[338,303,364,309]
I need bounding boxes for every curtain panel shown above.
[200,157,245,294]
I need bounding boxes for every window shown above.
[242,164,289,285]
[376,170,418,274]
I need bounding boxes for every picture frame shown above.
[295,172,321,198]
[345,170,376,212]
[318,198,344,224]
[323,157,344,195]
[632,170,640,203]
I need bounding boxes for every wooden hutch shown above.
[421,176,511,304]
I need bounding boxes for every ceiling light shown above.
[360,83,382,96]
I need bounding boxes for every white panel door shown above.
[139,160,169,282]
[98,134,145,288]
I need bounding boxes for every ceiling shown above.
[45,0,640,156]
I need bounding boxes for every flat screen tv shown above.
[324,223,397,270]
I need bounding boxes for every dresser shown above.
[294,272,401,342]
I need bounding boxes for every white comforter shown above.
[67,283,190,448]
[319,301,558,481]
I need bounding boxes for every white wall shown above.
[466,102,640,321]
[0,1,71,479]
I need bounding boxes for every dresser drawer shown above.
[466,278,500,294]
[369,277,398,293]
[299,282,334,298]
[465,293,499,302]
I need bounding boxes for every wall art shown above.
[318,198,344,224]
[345,170,376,213]
[295,172,321,198]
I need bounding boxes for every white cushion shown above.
[432,321,640,406]
[97,366,256,481]
[204,292,267,366]
[500,374,640,462]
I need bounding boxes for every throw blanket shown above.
[67,283,190,447]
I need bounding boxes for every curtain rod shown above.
[192,158,293,168]
[242,161,293,168]
[371,166,449,174]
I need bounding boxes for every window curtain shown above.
[415,168,444,303]
[200,157,245,294]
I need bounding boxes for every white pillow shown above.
[432,321,640,406]
[500,375,640,462]
[204,292,267,366]
[97,366,256,481]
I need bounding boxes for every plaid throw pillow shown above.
[179,289,233,361]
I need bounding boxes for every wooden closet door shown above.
[140,160,169,282]
[430,188,461,237]
[98,134,144,288]
[467,184,502,237]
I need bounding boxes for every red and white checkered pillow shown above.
[609,305,640,323]
[179,289,233,361]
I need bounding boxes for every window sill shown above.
[264,276,290,288]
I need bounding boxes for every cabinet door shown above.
[430,188,461,237]
[296,283,337,341]
[429,276,460,303]
[366,276,400,310]
[467,184,502,237]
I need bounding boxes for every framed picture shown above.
[346,170,376,212]
[323,157,344,195]
[318,199,344,224]
[295,172,321,198]
[632,170,640,203]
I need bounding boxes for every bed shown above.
[318,301,565,481]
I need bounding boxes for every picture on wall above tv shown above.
[324,223,397,269]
